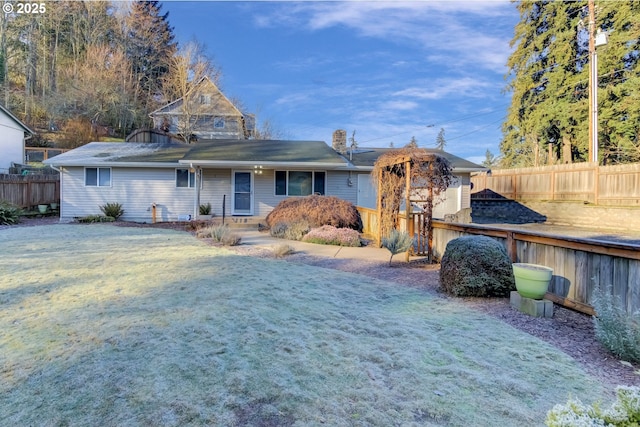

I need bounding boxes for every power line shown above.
[359,106,509,145]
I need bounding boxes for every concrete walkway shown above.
[237,230,400,263]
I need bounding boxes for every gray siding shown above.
[60,167,193,222]
[0,117,24,172]
[200,169,358,218]
[328,171,358,204]
[200,169,231,217]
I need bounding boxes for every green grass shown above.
[0,225,606,426]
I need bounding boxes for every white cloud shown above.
[393,76,492,100]
[257,1,515,73]
[380,100,419,111]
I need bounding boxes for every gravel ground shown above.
[4,216,640,398]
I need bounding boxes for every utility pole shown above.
[588,0,595,163]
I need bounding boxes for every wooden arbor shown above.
[373,149,453,259]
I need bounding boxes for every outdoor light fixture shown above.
[253,165,263,175]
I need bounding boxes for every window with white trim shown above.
[176,168,195,188]
[214,117,225,128]
[85,167,111,187]
[275,171,325,196]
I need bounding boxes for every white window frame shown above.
[176,168,195,188]
[214,117,225,128]
[85,167,111,187]
[275,170,326,196]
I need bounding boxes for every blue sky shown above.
[162,1,519,164]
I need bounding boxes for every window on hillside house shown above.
[199,94,211,105]
[85,167,111,187]
[275,171,325,196]
[176,168,195,188]
[214,117,225,128]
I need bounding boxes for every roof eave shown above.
[43,160,182,168]
[180,160,347,169]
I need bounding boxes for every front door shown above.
[232,171,253,215]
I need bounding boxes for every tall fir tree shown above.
[122,1,177,124]
[503,0,640,167]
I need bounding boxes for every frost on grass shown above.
[0,224,607,426]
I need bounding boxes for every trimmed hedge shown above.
[439,235,515,297]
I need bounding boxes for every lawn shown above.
[0,225,606,426]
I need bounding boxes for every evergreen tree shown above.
[481,149,500,168]
[503,0,640,166]
[405,136,418,148]
[123,1,176,121]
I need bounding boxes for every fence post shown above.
[506,231,517,262]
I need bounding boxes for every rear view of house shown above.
[43,138,485,224]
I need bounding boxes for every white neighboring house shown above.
[0,105,33,173]
[43,140,485,223]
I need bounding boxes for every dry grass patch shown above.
[272,243,295,258]
[0,225,608,425]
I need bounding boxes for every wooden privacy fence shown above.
[357,206,638,316]
[430,221,639,316]
[24,147,69,163]
[471,162,640,206]
[0,175,60,207]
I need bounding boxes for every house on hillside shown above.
[43,137,485,224]
[149,76,255,141]
[0,105,34,173]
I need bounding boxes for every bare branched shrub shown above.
[265,195,362,231]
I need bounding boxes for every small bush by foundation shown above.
[439,235,515,297]
[302,225,361,247]
[78,215,115,223]
[99,202,124,220]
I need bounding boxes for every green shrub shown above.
[0,201,22,225]
[269,220,310,241]
[592,285,640,363]
[99,202,124,220]
[78,215,115,223]
[302,225,361,247]
[265,195,362,231]
[546,385,640,426]
[439,235,515,297]
[381,229,414,264]
[199,203,212,215]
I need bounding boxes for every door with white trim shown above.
[232,171,253,215]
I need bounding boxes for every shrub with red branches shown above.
[265,195,362,231]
